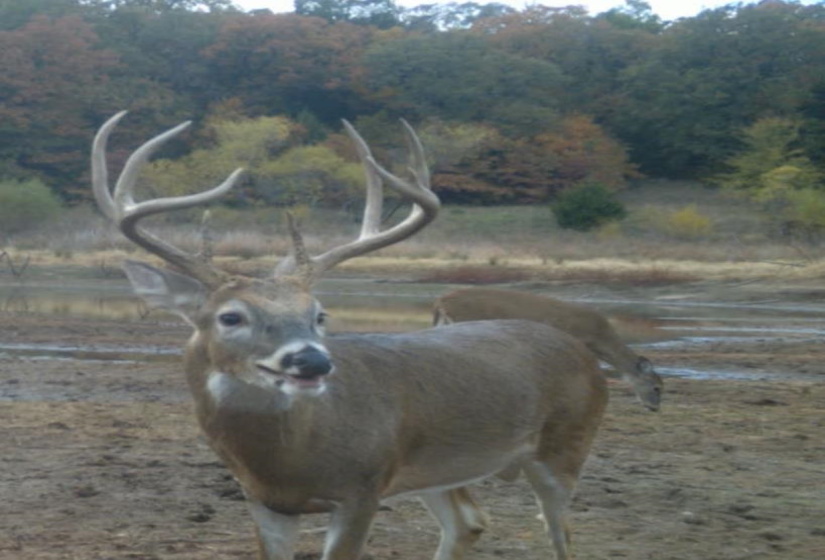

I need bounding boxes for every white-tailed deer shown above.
[434,287,663,411]
[92,112,608,560]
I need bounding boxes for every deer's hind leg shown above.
[523,461,576,560]
[526,410,605,559]
[421,487,489,560]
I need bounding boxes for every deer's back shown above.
[438,288,619,351]
[327,320,605,423]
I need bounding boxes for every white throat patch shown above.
[207,371,237,405]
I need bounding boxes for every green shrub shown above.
[0,178,62,237]
[778,188,825,240]
[663,204,713,239]
[551,183,626,231]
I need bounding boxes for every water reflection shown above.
[0,279,441,329]
[2,279,824,382]
[656,366,818,382]
[0,282,143,320]
[0,341,180,364]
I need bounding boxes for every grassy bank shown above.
[2,182,824,285]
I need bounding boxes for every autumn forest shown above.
[2,0,825,225]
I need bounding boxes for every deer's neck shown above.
[186,362,298,418]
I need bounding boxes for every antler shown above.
[92,111,244,287]
[276,119,440,279]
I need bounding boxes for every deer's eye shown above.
[218,312,244,327]
[316,312,328,327]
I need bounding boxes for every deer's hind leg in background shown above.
[421,487,489,560]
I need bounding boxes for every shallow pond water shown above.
[2,279,824,383]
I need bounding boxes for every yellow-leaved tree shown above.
[716,117,824,239]
[142,112,363,209]
[142,114,299,200]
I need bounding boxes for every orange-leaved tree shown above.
[0,15,118,195]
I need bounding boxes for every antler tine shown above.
[92,111,244,287]
[112,119,195,210]
[91,110,129,221]
[341,120,383,239]
[368,122,435,206]
[400,118,431,190]
[282,211,315,284]
[276,120,439,280]
[355,119,439,244]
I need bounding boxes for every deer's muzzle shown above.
[255,343,334,393]
[282,346,333,379]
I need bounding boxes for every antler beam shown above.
[92,111,244,287]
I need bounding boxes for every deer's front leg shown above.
[248,501,301,560]
[322,496,380,560]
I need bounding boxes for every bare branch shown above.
[0,251,31,279]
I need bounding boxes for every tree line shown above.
[1,0,824,213]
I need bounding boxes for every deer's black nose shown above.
[281,347,333,378]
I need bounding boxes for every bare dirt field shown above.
[1,278,824,560]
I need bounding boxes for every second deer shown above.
[434,287,663,411]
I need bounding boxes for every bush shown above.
[777,188,825,241]
[0,178,62,237]
[663,204,713,239]
[551,183,626,231]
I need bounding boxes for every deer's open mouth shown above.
[284,370,330,390]
[256,364,333,393]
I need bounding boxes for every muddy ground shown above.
[1,285,824,560]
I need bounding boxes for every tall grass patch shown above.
[4,180,822,268]
[0,178,62,238]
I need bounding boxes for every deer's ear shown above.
[123,260,206,325]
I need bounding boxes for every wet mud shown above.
[1,288,824,560]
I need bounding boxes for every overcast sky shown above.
[231,0,770,22]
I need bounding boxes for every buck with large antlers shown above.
[434,287,663,411]
[92,112,608,560]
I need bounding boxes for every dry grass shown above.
[4,247,825,287]
[3,181,825,285]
